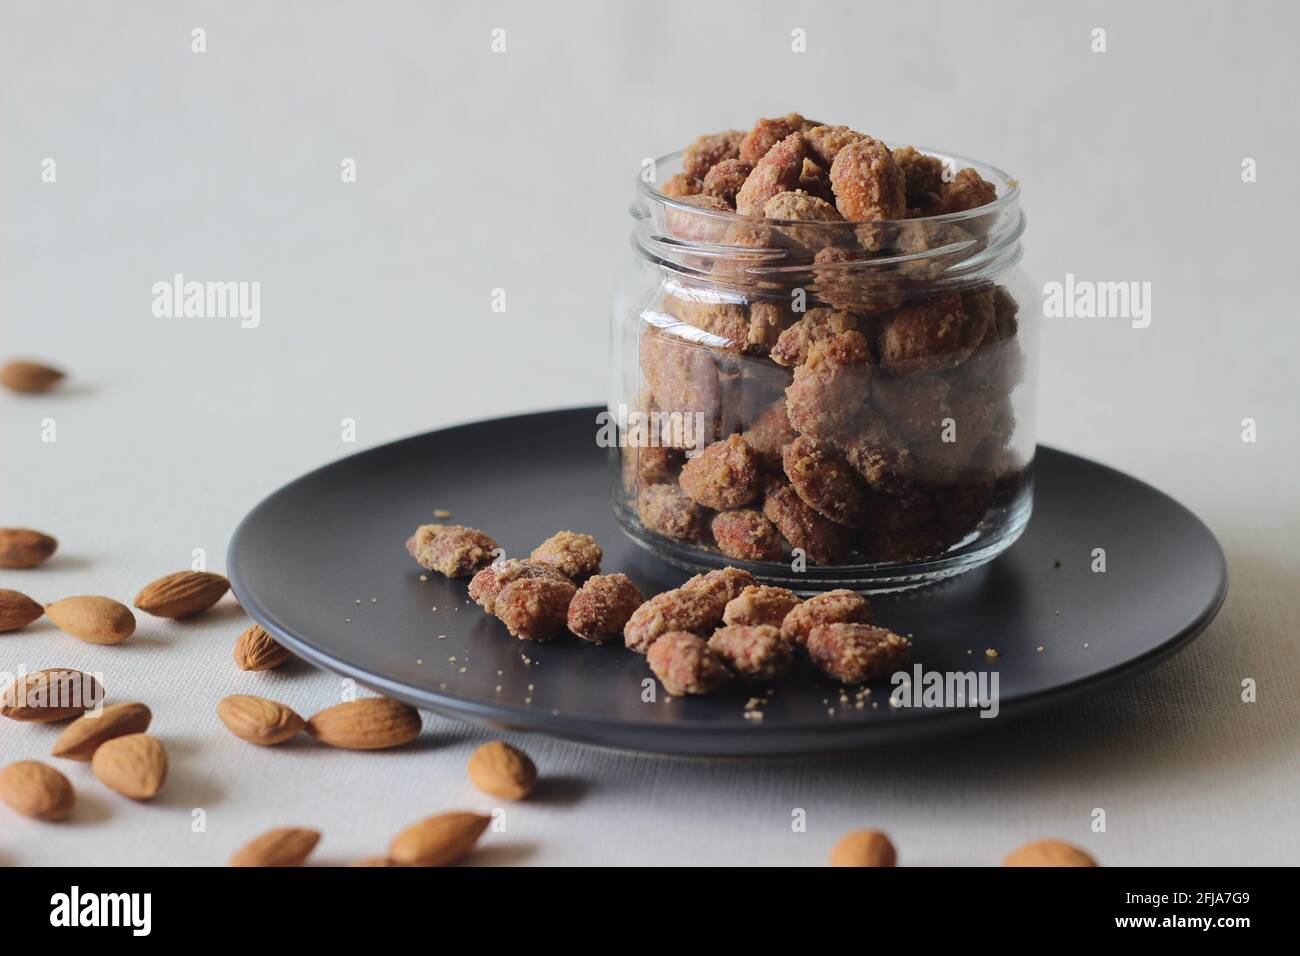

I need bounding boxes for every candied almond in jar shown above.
[612,121,1036,590]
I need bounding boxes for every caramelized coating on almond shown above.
[405,524,498,578]
[637,483,708,543]
[636,445,686,485]
[762,189,843,222]
[770,308,857,368]
[782,436,867,528]
[798,158,835,202]
[739,113,807,165]
[802,125,864,168]
[871,371,951,442]
[682,130,745,180]
[639,326,721,444]
[664,193,732,243]
[742,398,799,473]
[708,625,793,681]
[662,290,750,349]
[661,173,701,198]
[807,623,909,683]
[813,244,906,313]
[785,331,874,440]
[468,559,570,614]
[941,167,997,213]
[780,589,873,647]
[711,509,784,562]
[893,146,946,213]
[835,418,914,495]
[647,631,731,695]
[829,138,906,222]
[529,531,602,582]
[877,294,986,372]
[566,573,646,643]
[681,567,760,613]
[494,576,577,641]
[761,478,848,565]
[723,585,801,628]
[678,435,761,510]
[735,132,806,216]
[702,158,753,206]
[746,301,791,354]
[624,589,720,654]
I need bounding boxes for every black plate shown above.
[227,407,1227,756]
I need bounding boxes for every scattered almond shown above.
[829,829,897,867]
[45,596,136,645]
[0,668,104,722]
[133,571,230,619]
[0,589,45,632]
[468,741,537,801]
[91,733,167,800]
[0,528,58,569]
[0,359,64,394]
[51,702,152,761]
[389,812,491,867]
[305,697,421,750]
[233,623,292,671]
[0,760,75,820]
[229,827,321,867]
[1003,839,1099,867]
[217,695,305,746]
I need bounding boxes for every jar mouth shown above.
[631,145,1025,298]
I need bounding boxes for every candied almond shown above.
[780,589,873,647]
[762,189,843,223]
[661,172,701,198]
[738,113,806,165]
[708,625,793,682]
[711,509,784,562]
[941,167,997,213]
[723,585,801,628]
[681,567,759,614]
[664,193,732,243]
[406,524,498,578]
[784,331,874,440]
[682,129,745,180]
[871,371,951,442]
[624,588,720,654]
[742,398,799,472]
[834,417,915,495]
[770,308,857,368]
[567,573,646,643]
[761,479,848,566]
[802,125,865,168]
[494,577,577,642]
[468,559,570,614]
[735,132,806,217]
[893,146,946,213]
[647,631,731,696]
[782,436,867,528]
[678,435,761,510]
[829,137,906,222]
[529,531,602,581]
[637,483,708,543]
[639,326,721,444]
[702,158,753,207]
[806,623,909,684]
[830,829,898,867]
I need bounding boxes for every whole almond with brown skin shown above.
[1003,839,1099,867]
[217,695,305,746]
[468,741,537,800]
[350,856,396,867]
[91,733,167,800]
[233,624,291,671]
[829,829,897,867]
[0,589,45,632]
[0,668,104,722]
[0,760,75,820]
[229,827,321,867]
[306,697,421,750]
[51,702,153,761]
[134,571,230,619]
[0,528,58,569]
[45,596,136,645]
[389,812,491,867]
[0,360,64,394]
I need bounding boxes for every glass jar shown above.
[609,147,1035,592]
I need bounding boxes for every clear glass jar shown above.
[609,147,1035,592]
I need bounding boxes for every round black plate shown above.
[227,407,1227,756]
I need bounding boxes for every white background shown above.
[1,0,1297,865]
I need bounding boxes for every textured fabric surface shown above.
[2,0,1297,865]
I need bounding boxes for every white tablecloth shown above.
[2,0,1296,865]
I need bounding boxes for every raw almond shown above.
[91,733,167,800]
[0,528,58,569]
[229,827,321,867]
[467,741,537,800]
[829,829,897,867]
[134,571,230,619]
[0,589,45,632]
[217,695,305,746]
[305,697,421,750]
[233,624,292,671]
[0,668,104,722]
[45,595,136,645]
[0,760,75,820]
[51,702,153,761]
[0,360,64,394]
[1003,839,1099,867]
[389,812,491,867]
